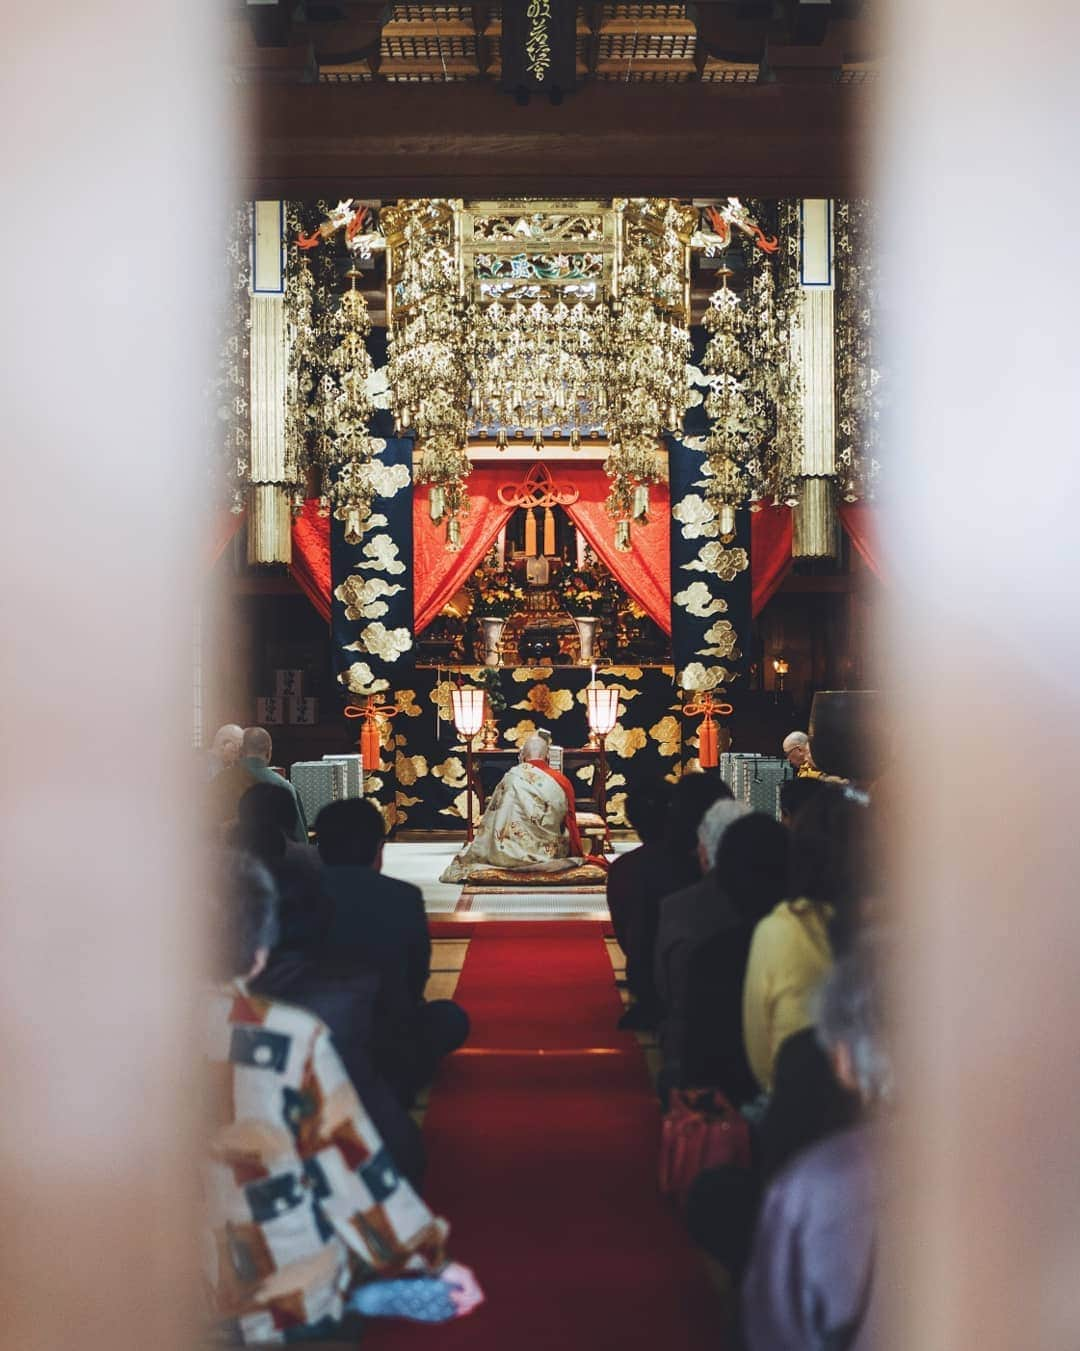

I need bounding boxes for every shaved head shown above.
[242,726,273,763]
[211,724,243,768]
[521,734,550,763]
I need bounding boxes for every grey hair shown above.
[697,798,751,868]
[814,940,892,1106]
[782,730,810,752]
[520,734,550,762]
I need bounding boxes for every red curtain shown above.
[413,466,516,632]
[291,500,333,622]
[750,505,793,617]
[562,468,672,635]
[839,502,883,579]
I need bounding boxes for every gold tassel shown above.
[543,507,555,556]
[524,507,538,556]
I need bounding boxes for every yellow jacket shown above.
[743,898,833,1092]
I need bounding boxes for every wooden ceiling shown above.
[233,2,879,198]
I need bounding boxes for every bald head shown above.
[520,734,550,763]
[783,729,813,771]
[242,726,273,764]
[211,724,243,768]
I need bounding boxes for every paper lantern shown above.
[451,686,486,738]
[585,685,620,738]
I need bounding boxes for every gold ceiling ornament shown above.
[699,199,803,533]
[386,197,695,552]
[312,267,379,544]
[834,199,881,503]
[604,199,694,545]
[384,200,471,551]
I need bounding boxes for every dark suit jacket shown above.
[322,865,431,1006]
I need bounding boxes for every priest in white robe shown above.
[440,735,588,882]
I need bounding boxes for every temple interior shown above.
[10,4,1080,1351]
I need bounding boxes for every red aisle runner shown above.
[372,921,720,1349]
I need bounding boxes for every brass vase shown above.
[481,616,506,667]
[574,616,599,664]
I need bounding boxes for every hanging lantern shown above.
[613,520,632,552]
[429,485,447,523]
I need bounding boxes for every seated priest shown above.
[441,734,592,882]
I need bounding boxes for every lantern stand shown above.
[585,682,620,849]
[681,691,734,770]
[450,685,486,841]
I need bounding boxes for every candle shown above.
[590,662,597,685]
[576,528,586,568]
[496,526,506,568]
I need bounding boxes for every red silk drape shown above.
[839,502,883,579]
[562,468,672,635]
[290,500,333,622]
[413,466,516,632]
[750,505,793,617]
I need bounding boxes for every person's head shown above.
[815,936,891,1108]
[624,775,673,846]
[718,813,791,925]
[782,730,812,770]
[241,726,273,765]
[315,796,386,868]
[697,798,751,872]
[664,771,733,877]
[211,723,243,768]
[238,782,298,834]
[213,849,279,981]
[520,733,550,764]
[788,783,878,954]
[779,775,826,827]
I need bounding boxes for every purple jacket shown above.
[743,1125,877,1351]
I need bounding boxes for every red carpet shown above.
[372,922,721,1348]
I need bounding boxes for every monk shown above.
[440,734,591,882]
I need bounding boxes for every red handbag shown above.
[658,1088,751,1203]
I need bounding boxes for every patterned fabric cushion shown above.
[463,863,608,887]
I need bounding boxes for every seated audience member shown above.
[208,726,308,843]
[440,734,591,882]
[742,783,874,1093]
[206,723,243,781]
[742,941,887,1351]
[616,771,732,1032]
[654,797,750,1086]
[678,813,790,1105]
[204,851,482,1342]
[233,801,427,1187]
[778,774,825,828]
[606,775,673,1015]
[781,730,822,779]
[318,798,470,1105]
[237,782,327,937]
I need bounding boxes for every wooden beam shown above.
[243,80,865,198]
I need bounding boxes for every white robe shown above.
[440,761,581,882]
